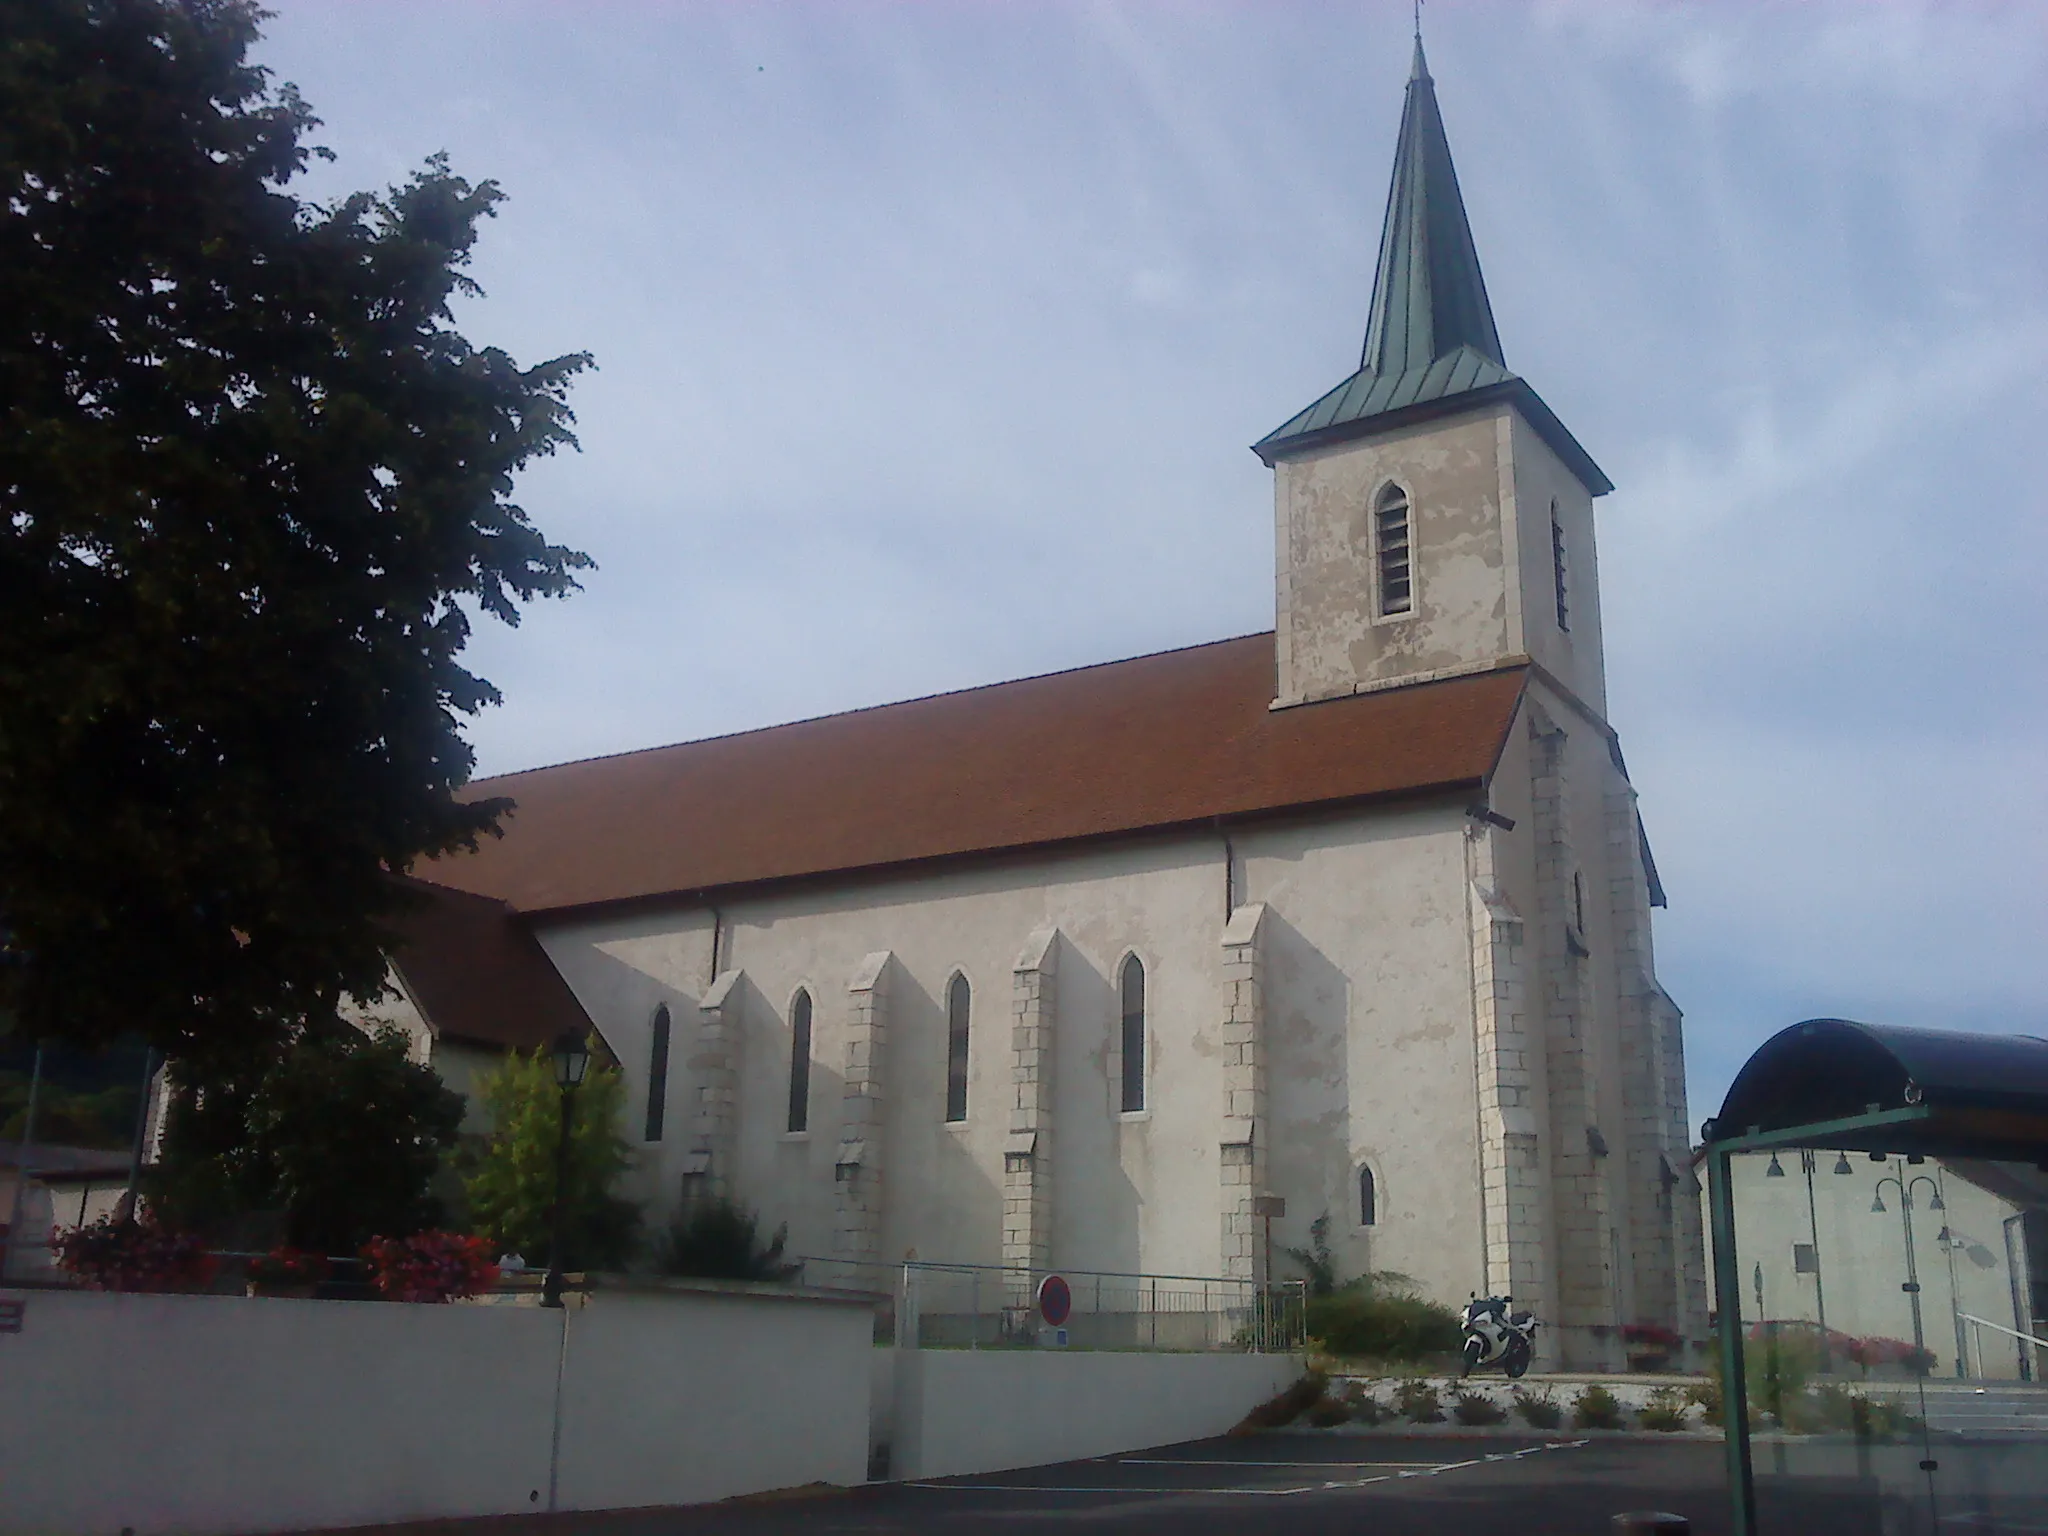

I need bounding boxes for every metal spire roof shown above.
[1253,41,1611,495]
[1361,36,1503,377]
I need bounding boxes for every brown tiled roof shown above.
[419,634,1527,916]
[385,876,596,1053]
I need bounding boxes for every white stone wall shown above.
[531,803,1525,1310]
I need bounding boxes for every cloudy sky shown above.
[254,0,2045,1119]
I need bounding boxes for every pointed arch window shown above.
[1359,1164,1378,1227]
[1119,956,1146,1113]
[787,990,813,1133]
[1550,500,1570,632]
[644,1004,671,1142]
[945,974,971,1122]
[1375,484,1412,617]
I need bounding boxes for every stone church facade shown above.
[401,41,1707,1368]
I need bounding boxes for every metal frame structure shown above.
[1699,1019,2048,1536]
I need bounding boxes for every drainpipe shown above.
[1217,820,1238,921]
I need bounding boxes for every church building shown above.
[396,40,1707,1369]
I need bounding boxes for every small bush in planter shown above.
[1512,1386,1564,1429]
[360,1231,498,1303]
[1342,1386,1388,1425]
[1306,1395,1352,1427]
[1395,1379,1444,1424]
[1240,1370,1327,1429]
[244,1246,330,1293]
[1638,1386,1690,1432]
[1573,1383,1625,1430]
[53,1216,218,1293]
[1452,1388,1507,1426]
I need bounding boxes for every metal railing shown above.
[795,1256,1305,1353]
[1960,1312,2048,1381]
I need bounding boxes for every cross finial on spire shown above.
[1410,0,1430,82]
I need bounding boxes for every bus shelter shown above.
[1701,1019,2048,1536]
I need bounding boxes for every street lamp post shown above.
[1871,1166,1944,1378]
[541,1029,591,1310]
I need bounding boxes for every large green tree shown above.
[0,0,591,1066]
[147,1024,464,1253]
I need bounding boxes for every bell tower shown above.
[1255,38,1613,713]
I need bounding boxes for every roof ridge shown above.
[471,630,1278,787]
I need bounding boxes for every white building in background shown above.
[1706,1150,2043,1381]
[402,40,1705,1368]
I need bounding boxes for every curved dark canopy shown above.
[1707,1018,2048,1162]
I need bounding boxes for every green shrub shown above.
[1751,1329,1822,1420]
[1638,1386,1690,1432]
[1239,1370,1327,1429]
[1512,1386,1564,1429]
[1804,1383,1919,1441]
[1452,1388,1508,1425]
[1343,1387,1388,1425]
[652,1196,800,1282]
[1395,1379,1444,1424]
[1307,1274,1463,1362]
[1306,1395,1352,1427]
[1573,1383,1625,1430]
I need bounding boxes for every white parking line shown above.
[908,1439,1592,1499]
[905,1482,1322,1496]
[1114,1458,1443,1468]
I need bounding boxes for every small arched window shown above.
[1119,955,1146,1113]
[1359,1165,1377,1227]
[644,1004,671,1142]
[1375,484,1413,617]
[945,974,971,1122]
[787,990,812,1133]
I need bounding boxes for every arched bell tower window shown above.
[787,989,812,1133]
[644,1004,671,1142]
[1358,1164,1378,1226]
[945,974,971,1122]
[1119,955,1146,1113]
[1374,484,1413,617]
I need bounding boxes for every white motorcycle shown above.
[1460,1294,1538,1378]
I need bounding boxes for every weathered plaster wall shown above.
[1273,408,1510,707]
[1508,413,1608,715]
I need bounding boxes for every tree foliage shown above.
[460,1047,640,1272]
[654,1196,801,1283]
[147,1024,464,1253]
[0,0,592,1066]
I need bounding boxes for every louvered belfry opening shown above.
[1550,501,1570,632]
[1376,484,1413,616]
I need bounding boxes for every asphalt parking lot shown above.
[343,1433,1948,1536]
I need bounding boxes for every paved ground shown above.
[327,1433,1999,1536]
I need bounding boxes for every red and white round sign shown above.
[1037,1273,1072,1327]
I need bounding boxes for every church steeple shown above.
[1360,36,1503,376]
[1252,43,1608,497]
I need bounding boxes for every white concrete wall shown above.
[0,1281,872,1536]
[891,1349,1303,1481]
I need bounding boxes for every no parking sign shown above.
[1036,1273,1072,1327]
